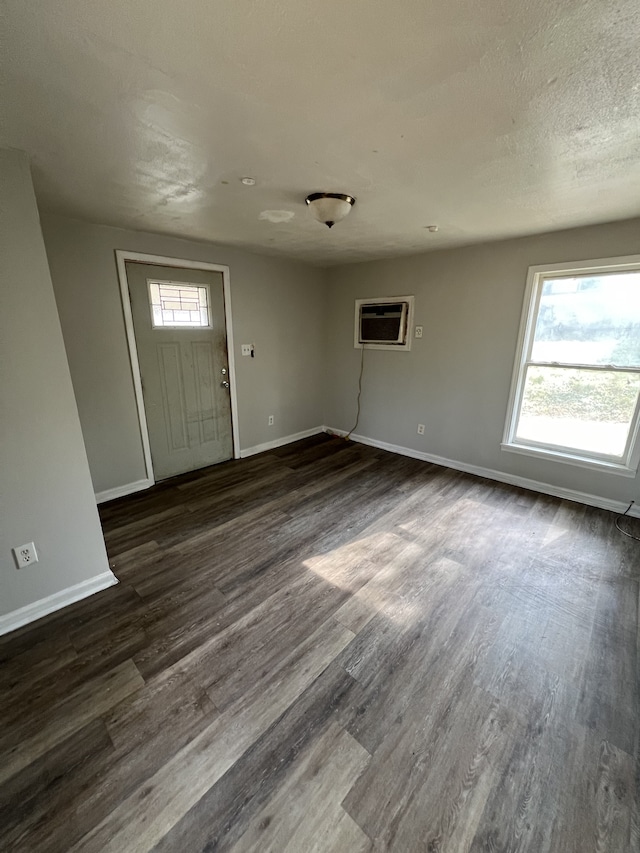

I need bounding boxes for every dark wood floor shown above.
[1,434,638,852]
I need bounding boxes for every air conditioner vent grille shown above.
[354,296,415,350]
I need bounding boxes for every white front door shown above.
[126,262,233,480]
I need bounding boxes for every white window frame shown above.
[502,255,640,477]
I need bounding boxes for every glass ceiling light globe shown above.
[305,193,356,228]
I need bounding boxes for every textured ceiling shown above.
[2,0,639,265]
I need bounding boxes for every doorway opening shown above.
[115,251,240,491]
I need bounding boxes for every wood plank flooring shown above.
[1,434,638,852]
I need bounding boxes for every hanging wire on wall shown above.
[615,500,640,541]
[346,345,366,440]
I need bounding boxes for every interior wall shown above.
[41,215,327,496]
[0,151,114,620]
[325,217,640,506]
[40,207,640,510]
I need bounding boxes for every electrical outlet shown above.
[13,542,38,569]
[415,326,423,338]
[268,415,274,426]
[417,424,425,435]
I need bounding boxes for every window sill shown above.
[500,441,638,477]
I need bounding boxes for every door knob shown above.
[221,380,230,389]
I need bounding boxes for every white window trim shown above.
[502,254,640,477]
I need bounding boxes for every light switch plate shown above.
[241,344,252,356]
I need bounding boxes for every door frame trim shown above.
[115,250,241,488]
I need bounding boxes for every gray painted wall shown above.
[38,208,640,517]
[0,151,112,618]
[42,215,327,495]
[325,218,640,505]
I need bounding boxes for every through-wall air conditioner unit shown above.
[354,296,415,350]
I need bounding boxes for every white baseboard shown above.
[96,429,325,495]
[0,571,119,637]
[240,426,325,459]
[96,478,153,504]
[323,426,640,518]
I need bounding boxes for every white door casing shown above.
[116,252,239,489]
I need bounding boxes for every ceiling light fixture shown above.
[241,177,256,186]
[305,192,356,228]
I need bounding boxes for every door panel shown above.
[157,343,189,451]
[126,262,233,480]
[192,341,218,444]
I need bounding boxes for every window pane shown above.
[516,366,640,458]
[148,281,211,328]
[531,272,640,366]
